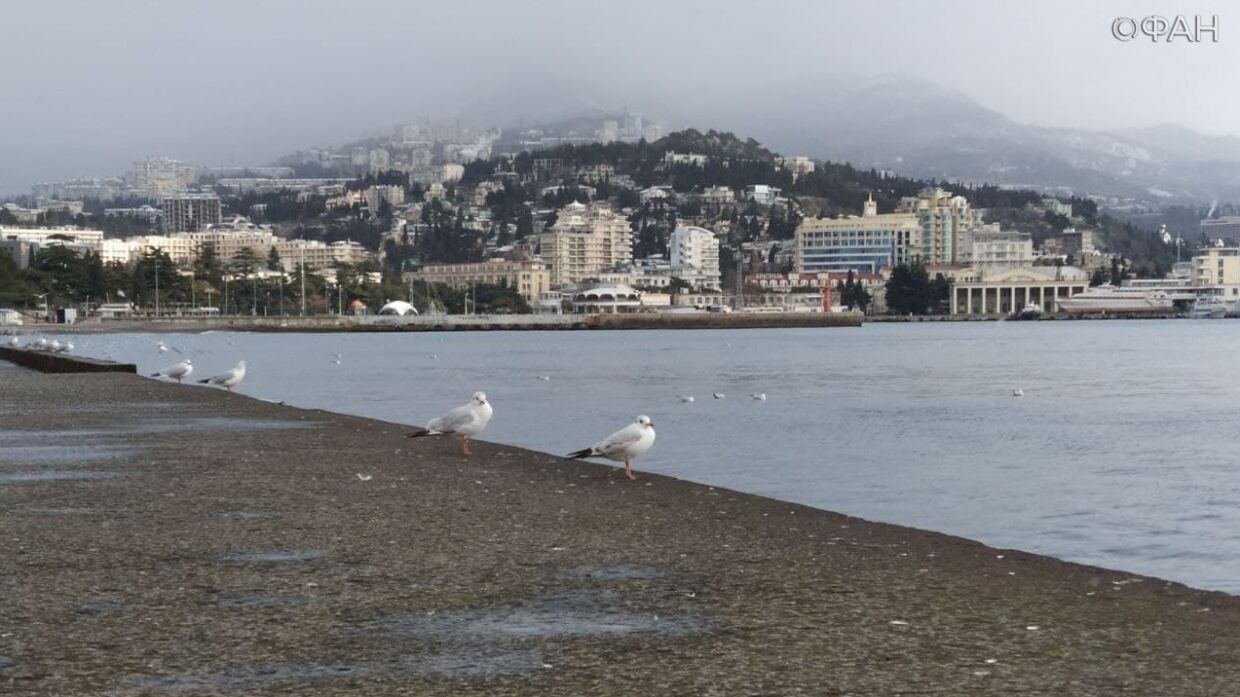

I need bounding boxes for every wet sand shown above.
[3,368,1240,695]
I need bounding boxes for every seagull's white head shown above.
[473,391,488,405]
[185,359,192,365]
[237,360,247,368]
[636,414,653,428]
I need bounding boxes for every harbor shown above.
[5,360,1240,694]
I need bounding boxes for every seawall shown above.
[2,367,1240,694]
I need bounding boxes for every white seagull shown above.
[712,392,725,400]
[568,415,657,481]
[1012,389,1025,397]
[6,336,19,347]
[678,395,695,403]
[152,359,193,383]
[198,361,247,391]
[157,341,169,353]
[406,391,493,456]
[750,392,767,401]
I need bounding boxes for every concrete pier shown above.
[2,368,1240,695]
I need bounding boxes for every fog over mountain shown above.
[2,0,1237,203]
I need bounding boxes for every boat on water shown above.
[1012,302,1042,320]
[1189,296,1229,319]
[1055,285,1173,315]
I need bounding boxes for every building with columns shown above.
[949,265,1090,315]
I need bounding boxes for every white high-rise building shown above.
[669,225,721,290]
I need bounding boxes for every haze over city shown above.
[1,0,1235,194]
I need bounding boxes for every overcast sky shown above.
[1,0,1235,194]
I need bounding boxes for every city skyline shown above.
[1,0,1237,195]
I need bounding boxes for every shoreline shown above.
[4,368,1240,693]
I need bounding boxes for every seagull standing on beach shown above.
[406,391,492,456]
[152,359,193,384]
[198,361,246,391]
[567,415,656,481]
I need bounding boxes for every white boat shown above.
[1055,285,1173,314]
[1013,302,1042,320]
[1189,296,1228,319]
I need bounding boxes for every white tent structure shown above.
[378,300,419,316]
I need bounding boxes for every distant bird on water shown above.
[1012,389,1025,397]
[568,415,656,481]
[152,359,193,384]
[712,392,725,400]
[198,361,246,391]
[750,392,767,401]
[678,395,695,403]
[407,391,492,456]
[157,341,169,353]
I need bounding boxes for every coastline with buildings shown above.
[5,127,1240,330]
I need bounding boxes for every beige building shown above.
[959,224,1033,272]
[404,259,550,303]
[538,202,634,287]
[899,187,973,264]
[795,200,921,274]
[950,266,1090,315]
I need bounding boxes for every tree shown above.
[1109,257,1125,286]
[266,247,282,271]
[885,261,937,315]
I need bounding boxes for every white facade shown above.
[959,224,1034,272]
[744,185,781,206]
[669,225,721,290]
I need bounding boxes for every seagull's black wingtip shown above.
[567,448,592,459]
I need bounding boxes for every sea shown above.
[46,320,1240,593]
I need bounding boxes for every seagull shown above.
[712,392,725,400]
[537,375,552,381]
[1012,389,1024,397]
[157,341,169,353]
[6,336,18,347]
[152,359,193,384]
[678,395,695,403]
[568,415,656,481]
[198,361,246,391]
[31,337,48,350]
[406,391,492,456]
[47,339,63,352]
[750,393,767,401]
[52,341,74,353]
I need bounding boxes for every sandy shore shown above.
[2,367,1240,695]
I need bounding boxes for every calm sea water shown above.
[46,321,1240,593]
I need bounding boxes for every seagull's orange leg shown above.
[461,437,472,456]
[624,458,636,481]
